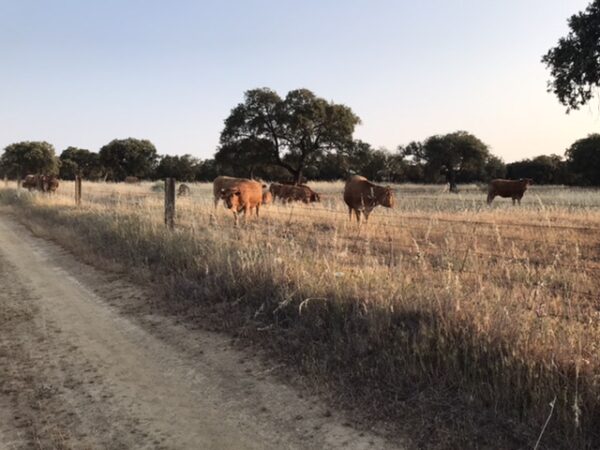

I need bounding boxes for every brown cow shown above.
[44,176,59,193]
[213,176,251,208]
[487,178,533,205]
[299,185,320,203]
[262,190,273,205]
[219,179,263,225]
[343,175,395,222]
[21,174,58,193]
[269,183,284,201]
[177,184,191,197]
[22,174,38,191]
[269,183,320,204]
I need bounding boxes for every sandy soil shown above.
[0,215,403,450]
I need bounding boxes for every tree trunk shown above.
[294,168,303,185]
[446,169,458,193]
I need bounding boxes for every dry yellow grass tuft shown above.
[2,180,599,448]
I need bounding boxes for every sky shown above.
[1,0,598,163]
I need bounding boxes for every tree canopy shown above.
[399,131,499,190]
[0,141,59,178]
[565,134,600,185]
[154,154,200,181]
[542,0,600,111]
[220,88,360,183]
[59,147,104,180]
[99,138,158,181]
[506,155,569,184]
[214,138,275,179]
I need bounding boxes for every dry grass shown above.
[2,180,600,449]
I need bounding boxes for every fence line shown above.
[5,184,598,300]
[72,189,600,233]
[47,184,600,271]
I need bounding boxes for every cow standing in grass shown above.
[487,178,533,205]
[22,175,38,191]
[177,184,191,197]
[219,179,264,225]
[343,175,395,222]
[22,174,59,193]
[262,190,273,205]
[269,183,284,201]
[44,176,59,193]
[212,176,251,208]
[269,183,320,204]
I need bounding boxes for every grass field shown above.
[2,180,600,449]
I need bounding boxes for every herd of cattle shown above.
[21,174,60,193]
[17,173,535,224]
[212,175,533,224]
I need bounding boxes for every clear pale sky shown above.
[1,0,598,162]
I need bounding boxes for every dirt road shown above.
[0,214,401,449]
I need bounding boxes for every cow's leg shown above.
[354,209,361,222]
[512,197,516,205]
[214,196,219,209]
[364,210,371,222]
[487,193,494,205]
[255,203,260,218]
[348,206,353,221]
[233,212,238,226]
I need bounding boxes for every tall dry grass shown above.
[2,180,600,448]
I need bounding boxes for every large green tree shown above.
[99,138,158,181]
[214,138,275,179]
[195,159,219,182]
[154,154,200,181]
[542,0,600,111]
[220,88,360,183]
[0,141,59,178]
[507,154,568,184]
[59,147,104,180]
[399,131,498,190]
[565,134,600,185]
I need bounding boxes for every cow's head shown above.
[378,186,395,208]
[220,187,242,210]
[262,191,273,205]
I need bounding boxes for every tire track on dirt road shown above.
[0,215,401,449]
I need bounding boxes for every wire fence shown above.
[6,182,599,300]
[45,182,600,252]
[54,185,600,232]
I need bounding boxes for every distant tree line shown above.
[2,132,599,187]
[1,89,599,187]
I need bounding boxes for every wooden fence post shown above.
[75,176,82,206]
[164,178,175,229]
